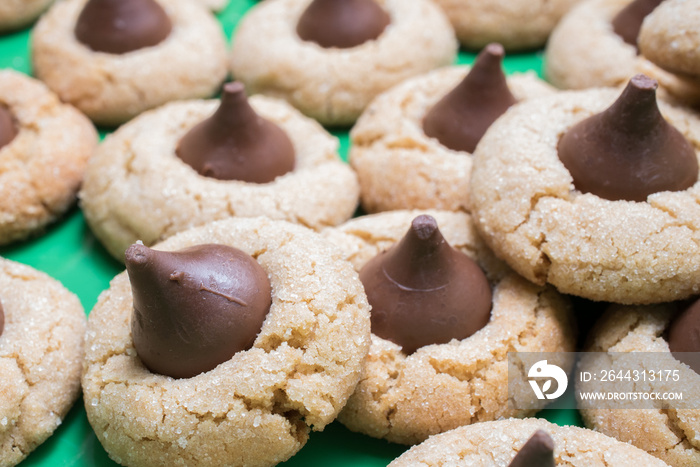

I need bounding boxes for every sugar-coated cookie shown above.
[639,0,700,79]
[545,0,700,106]
[80,92,359,261]
[31,0,228,126]
[579,303,700,466]
[388,418,670,466]
[432,0,581,51]
[0,258,86,467]
[350,64,554,214]
[82,217,371,467]
[322,210,575,445]
[470,84,700,304]
[0,0,53,32]
[0,70,97,246]
[230,0,457,126]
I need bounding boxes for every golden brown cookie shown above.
[432,0,581,51]
[388,418,670,466]
[82,216,371,467]
[579,303,700,466]
[0,0,53,31]
[322,210,575,445]
[31,0,228,126]
[544,0,700,106]
[79,93,360,261]
[230,0,457,126]
[0,70,97,246]
[0,257,86,467]
[469,86,700,304]
[349,66,554,213]
[639,0,700,79]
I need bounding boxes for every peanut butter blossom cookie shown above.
[639,0,700,79]
[387,418,670,466]
[80,82,360,260]
[432,0,581,51]
[31,0,228,126]
[322,210,574,444]
[350,44,554,213]
[579,301,700,466]
[470,75,700,304]
[0,258,87,467]
[545,0,700,106]
[0,70,97,246]
[82,217,371,466]
[230,0,457,126]
[0,0,53,31]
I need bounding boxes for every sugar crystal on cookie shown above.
[296,0,390,49]
[359,214,491,354]
[176,82,295,183]
[423,43,516,154]
[75,0,172,54]
[558,74,697,202]
[0,298,4,337]
[125,243,272,379]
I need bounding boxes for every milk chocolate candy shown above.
[359,215,492,354]
[176,82,295,183]
[125,243,272,379]
[0,105,17,150]
[558,74,697,202]
[612,0,664,47]
[0,299,4,337]
[423,43,516,154]
[669,298,700,374]
[508,430,556,467]
[296,0,390,49]
[75,0,172,54]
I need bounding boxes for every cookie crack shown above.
[660,407,694,453]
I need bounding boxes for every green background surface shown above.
[0,1,581,465]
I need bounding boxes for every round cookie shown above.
[469,86,700,305]
[0,0,53,32]
[31,0,228,127]
[0,257,87,467]
[229,0,457,127]
[639,0,700,78]
[432,0,581,51]
[349,65,555,214]
[321,210,575,445]
[388,418,670,466]
[82,216,371,467]
[579,303,700,466]
[0,70,97,246]
[79,93,360,260]
[544,0,700,106]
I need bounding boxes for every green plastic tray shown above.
[0,2,580,465]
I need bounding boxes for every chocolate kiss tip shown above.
[125,243,151,265]
[222,81,245,95]
[484,42,505,58]
[508,430,555,467]
[530,430,555,451]
[411,215,438,240]
[630,73,658,90]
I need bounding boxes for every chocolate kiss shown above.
[0,105,17,150]
[296,0,390,49]
[75,0,172,54]
[668,299,700,374]
[176,82,295,183]
[125,243,272,379]
[359,215,492,354]
[612,0,663,47]
[558,74,698,202]
[423,43,517,154]
[508,430,556,467]
[0,299,4,338]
